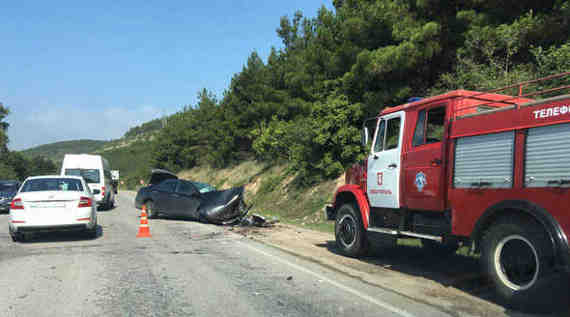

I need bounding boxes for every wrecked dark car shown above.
[134,169,248,224]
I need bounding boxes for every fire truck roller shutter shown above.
[454,131,515,189]
[525,122,570,188]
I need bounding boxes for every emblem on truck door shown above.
[377,172,383,186]
[415,172,427,192]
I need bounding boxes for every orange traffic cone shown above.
[136,205,152,238]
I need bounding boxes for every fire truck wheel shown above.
[421,239,459,256]
[335,203,368,257]
[482,218,553,310]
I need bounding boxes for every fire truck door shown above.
[367,111,404,209]
[404,105,446,211]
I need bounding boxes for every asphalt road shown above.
[0,192,457,317]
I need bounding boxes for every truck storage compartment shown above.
[411,212,450,236]
[525,122,570,187]
[454,131,514,188]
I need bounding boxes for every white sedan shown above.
[9,175,98,242]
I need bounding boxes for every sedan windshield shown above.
[64,168,100,183]
[21,178,84,192]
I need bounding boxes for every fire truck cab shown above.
[326,74,570,309]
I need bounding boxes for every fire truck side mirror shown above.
[361,127,369,146]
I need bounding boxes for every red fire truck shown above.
[325,73,570,308]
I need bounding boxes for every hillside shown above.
[21,139,110,162]
[97,139,155,189]
[17,117,163,184]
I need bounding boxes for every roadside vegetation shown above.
[150,1,570,186]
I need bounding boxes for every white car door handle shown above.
[388,163,397,169]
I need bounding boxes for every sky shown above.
[1,0,333,151]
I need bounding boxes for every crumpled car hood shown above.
[198,186,248,224]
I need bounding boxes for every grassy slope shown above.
[96,139,154,189]
[19,135,155,193]
[178,160,342,232]
[20,139,109,162]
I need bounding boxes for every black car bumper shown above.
[15,224,89,233]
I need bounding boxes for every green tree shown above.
[0,103,9,154]
[0,162,18,179]
[150,0,570,184]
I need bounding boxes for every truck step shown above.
[367,227,442,242]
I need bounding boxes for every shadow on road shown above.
[97,204,116,212]
[18,225,103,243]
[316,240,569,316]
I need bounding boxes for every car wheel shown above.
[145,201,156,219]
[421,239,459,256]
[482,217,554,310]
[334,203,368,257]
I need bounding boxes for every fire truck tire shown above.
[421,239,459,256]
[335,203,368,257]
[482,217,553,310]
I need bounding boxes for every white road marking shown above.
[241,242,417,317]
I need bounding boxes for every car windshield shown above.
[21,178,84,192]
[65,168,100,183]
[192,181,215,193]
[0,183,18,192]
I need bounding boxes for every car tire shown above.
[481,217,554,311]
[146,201,156,219]
[334,203,368,257]
[421,239,459,256]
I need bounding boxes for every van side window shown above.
[413,106,446,146]
[385,118,401,150]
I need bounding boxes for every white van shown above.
[61,154,115,210]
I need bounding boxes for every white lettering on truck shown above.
[533,105,569,119]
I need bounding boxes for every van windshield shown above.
[65,169,100,184]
